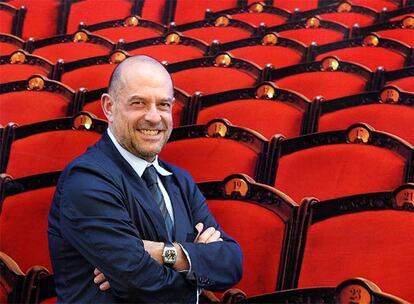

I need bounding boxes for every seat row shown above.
[1,171,413,302]
[1,113,413,201]
[1,0,412,40]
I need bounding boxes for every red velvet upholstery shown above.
[274,144,406,202]
[92,26,162,42]
[375,29,414,47]
[66,0,133,34]
[298,210,414,302]
[387,77,414,93]
[0,65,49,84]
[160,138,259,182]
[181,27,252,44]
[346,0,399,11]
[128,44,204,64]
[9,0,60,39]
[7,130,101,178]
[140,0,166,24]
[172,0,237,25]
[268,0,318,12]
[207,199,286,296]
[0,91,69,126]
[33,42,112,63]
[318,104,414,145]
[197,99,304,139]
[172,67,257,95]
[82,99,105,119]
[315,47,406,70]
[0,187,55,272]
[228,45,303,68]
[230,12,287,27]
[61,64,117,90]
[319,12,375,27]
[278,28,345,46]
[274,72,367,100]
[0,42,20,56]
[0,7,14,35]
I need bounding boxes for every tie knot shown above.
[142,165,158,187]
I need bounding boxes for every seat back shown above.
[270,56,373,101]
[0,33,25,56]
[315,86,414,145]
[159,119,268,183]
[124,32,209,63]
[265,123,413,202]
[191,82,311,139]
[0,75,80,126]
[1,112,106,178]
[167,53,262,96]
[198,174,298,295]
[56,50,129,90]
[293,184,414,303]
[0,2,25,37]
[0,171,61,273]
[0,51,54,84]
[30,30,115,63]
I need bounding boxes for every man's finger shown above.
[205,230,221,243]
[194,223,204,242]
[99,281,111,291]
[94,268,101,276]
[197,227,216,243]
[94,273,106,284]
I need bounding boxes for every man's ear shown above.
[101,93,114,122]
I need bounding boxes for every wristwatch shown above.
[162,242,177,266]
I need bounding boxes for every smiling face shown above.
[102,58,174,162]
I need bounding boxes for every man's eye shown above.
[159,103,171,108]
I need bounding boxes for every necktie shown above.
[142,165,173,241]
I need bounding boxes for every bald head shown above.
[108,55,173,100]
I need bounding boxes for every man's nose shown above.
[144,104,162,123]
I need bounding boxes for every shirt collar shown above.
[107,129,172,178]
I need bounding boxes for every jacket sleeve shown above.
[58,162,196,302]
[176,170,243,291]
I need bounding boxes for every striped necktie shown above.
[142,165,173,241]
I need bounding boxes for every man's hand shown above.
[94,268,110,291]
[194,223,223,243]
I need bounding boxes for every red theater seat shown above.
[8,0,61,39]
[167,53,262,96]
[64,0,134,34]
[198,174,298,296]
[313,34,412,71]
[217,33,306,68]
[30,30,115,63]
[55,50,129,91]
[0,2,25,37]
[265,123,413,202]
[0,75,80,126]
[293,184,414,303]
[0,51,54,84]
[267,17,349,46]
[1,112,106,178]
[123,32,208,63]
[314,86,414,145]
[384,66,414,93]
[270,57,372,101]
[159,119,268,183]
[79,16,166,42]
[0,172,61,273]
[297,2,379,28]
[174,16,255,44]
[0,251,25,303]
[167,0,238,25]
[0,33,25,56]
[191,82,311,139]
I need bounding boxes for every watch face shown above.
[165,249,176,262]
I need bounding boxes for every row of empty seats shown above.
[1,171,413,302]
[1,0,412,40]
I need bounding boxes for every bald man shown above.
[48,56,242,303]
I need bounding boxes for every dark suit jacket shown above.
[48,133,243,303]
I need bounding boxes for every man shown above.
[48,55,243,303]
